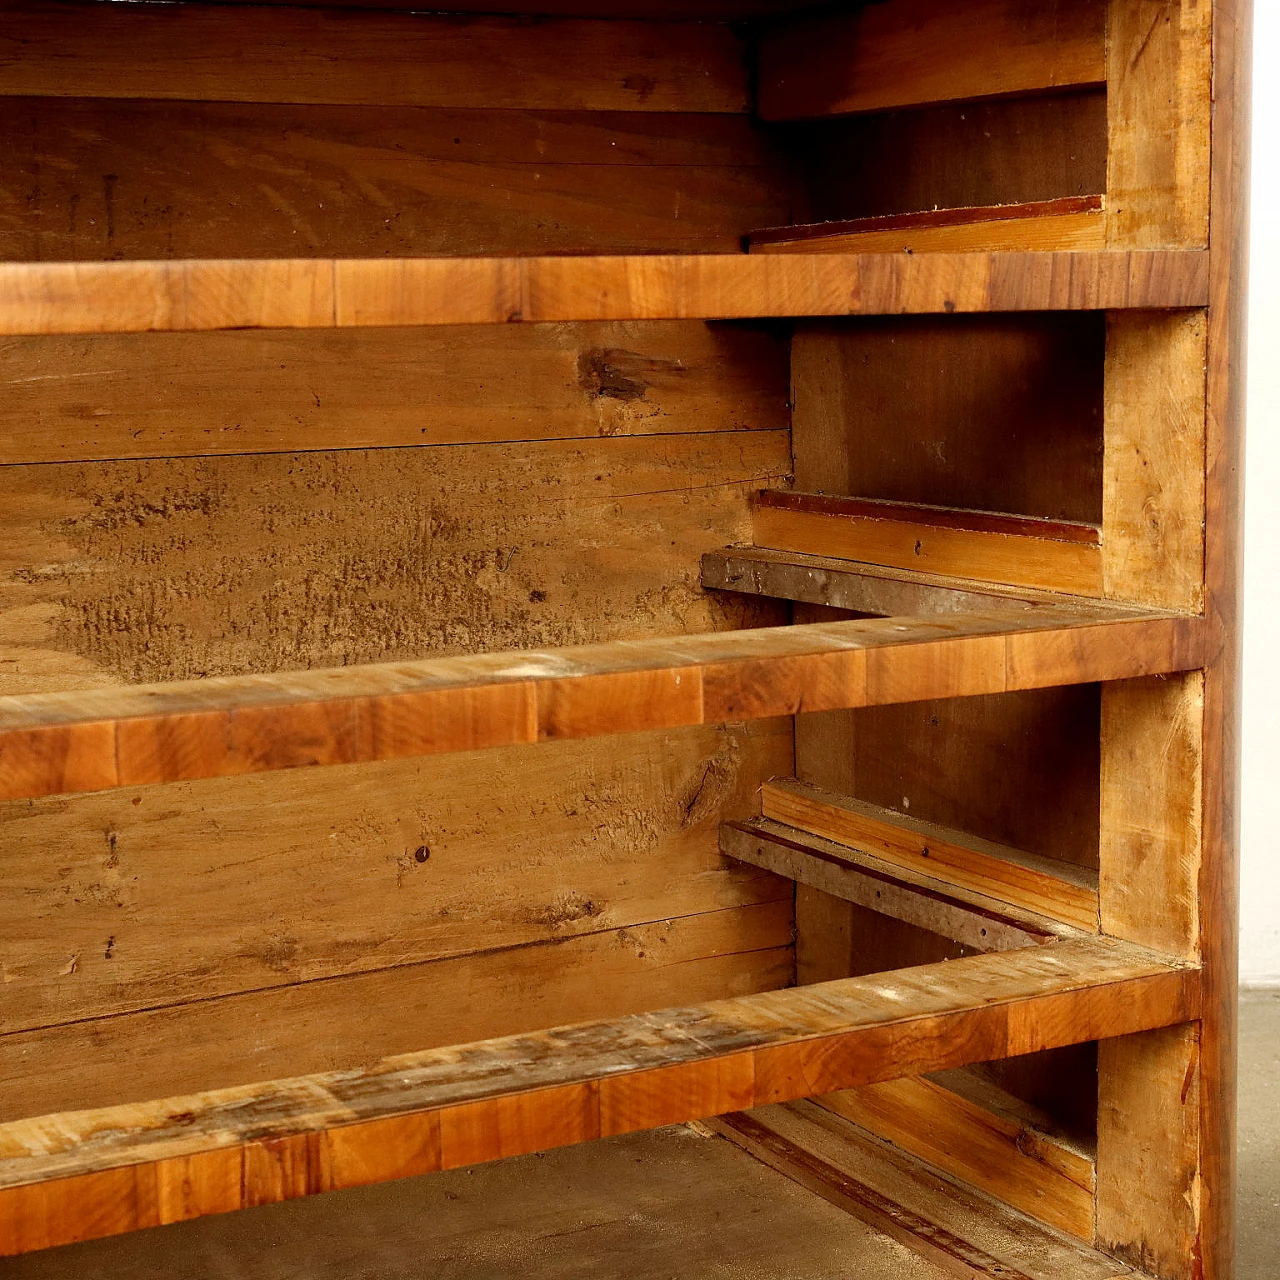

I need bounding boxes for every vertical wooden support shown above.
[1096,674,1205,1274]
[1096,1023,1203,1276]
[1103,311,1207,611]
[1100,674,1204,960]
[1106,0,1212,248]
[1096,2,1227,1273]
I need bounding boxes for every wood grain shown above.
[815,1076,1096,1239]
[0,606,1205,802]
[757,0,1105,120]
[0,936,1198,1254]
[0,252,1211,336]
[751,491,1103,596]
[759,779,1100,931]
[789,314,1105,524]
[711,1102,1127,1280]
[0,322,789,466]
[791,90,1108,226]
[0,99,791,261]
[0,4,748,113]
[0,719,790,1042]
[752,202,1107,256]
[1096,1023,1202,1277]
[0,902,794,1125]
[1106,0,1213,249]
[1103,310,1208,610]
[0,432,785,694]
[721,817,1064,952]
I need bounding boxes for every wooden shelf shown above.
[0,250,1207,336]
[0,935,1195,1255]
[0,1110,1128,1280]
[0,607,1203,803]
[751,196,1108,255]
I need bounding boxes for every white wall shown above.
[1241,1,1280,985]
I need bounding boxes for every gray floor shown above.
[1239,988,1280,1278]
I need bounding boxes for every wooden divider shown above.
[751,491,1103,595]
[0,608,1205,802]
[0,251,1209,336]
[750,196,1107,255]
[721,818,1066,952]
[0,936,1197,1255]
[759,778,1101,930]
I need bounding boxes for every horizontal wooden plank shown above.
[758,0,1105,121]
[0,935,1198,1254]
[0,99,791,263]
[0,608,1206,801]
[752,492,1103,596]
[0,323,789,465]
[0,720,791,1040]
[720,818,1065,951]
[816,1077,1095,1239]
[700,548,1135,618]
[0,4,748,112]
[0,252,1211,336]
[755,492,1101,546]
[760,778,1100,931]
[751,198,1107,255]
[0,432,786,696]
[0,899,794,1124]
[711,1101,1124,1280]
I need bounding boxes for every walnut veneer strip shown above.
[0,935,1196,1255]
[0,610,1205,802]
[0,251,1209,336]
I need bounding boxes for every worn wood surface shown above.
[0,900,793,1127]
[1096,1024,1203,1277]
[0,4,748,113]
[0,607,1205,802]
[721,817,1065,952]
[0,1123,961,1280]
[1106,0,1213,249]
[0,252,1210,336]
[0,718,790,1044]
[760,779,1100,930]
[757,0,1105,121]
[815,1076,1096,1239]
[0,936,1197,1254]
[0,322,789,466]
[751,491,1103,596]
[712,1102,1127,1280]
[1103,310,1208,610]
[701,549,1081,618]
[0,99,791,261]
[1100,673,1204,959]
[0,431,785,694]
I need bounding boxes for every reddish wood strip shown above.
[754,491,1101,546]
[0,610,1205,802]
[0,936,1198,1255]
[751,491,1103,595]
[0,252,1210,336]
